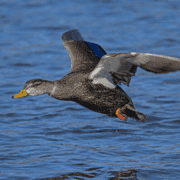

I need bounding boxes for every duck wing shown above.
[89,52,180,89]
[62,29,106,72]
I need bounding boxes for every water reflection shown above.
[41,168,138,180]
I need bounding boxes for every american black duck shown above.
[12,29,180,122]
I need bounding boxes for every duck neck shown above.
[45,80,56,96]
[49,79,73,100]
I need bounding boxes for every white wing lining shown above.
[89,52,180,89]
[89,55,121,89]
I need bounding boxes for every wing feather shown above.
[62,29,106,72]
[89,52,180,89]
[126,53,180,73]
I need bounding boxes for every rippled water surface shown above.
[1,0,180,179]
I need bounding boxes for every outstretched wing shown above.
[89,52,180,89]
[125,52,180,73]
[62,29,106,72]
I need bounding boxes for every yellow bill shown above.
[12,89,27,99]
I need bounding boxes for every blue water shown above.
[1,0,180,179]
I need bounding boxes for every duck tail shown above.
[122,104,146,123]
[135,111,146,123]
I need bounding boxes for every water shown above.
[1,0,180,179]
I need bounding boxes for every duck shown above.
[12,29,180,122]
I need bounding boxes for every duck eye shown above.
[32,82,41,87]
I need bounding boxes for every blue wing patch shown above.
[86,42,106,59]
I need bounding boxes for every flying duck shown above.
[12,29,180,122]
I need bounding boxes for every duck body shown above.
[50,71,139,120]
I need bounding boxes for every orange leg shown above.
[116,108,126,121]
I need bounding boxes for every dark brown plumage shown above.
[13,29,180,122]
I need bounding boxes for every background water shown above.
[1,0,180,179]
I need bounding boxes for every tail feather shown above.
[121,104,146,123]
[135,111,146,123]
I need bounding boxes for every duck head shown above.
[12,79,52,99]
